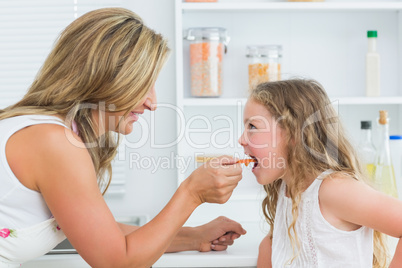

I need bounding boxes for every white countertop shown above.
[23,222,264,268]
[152,226,260,268]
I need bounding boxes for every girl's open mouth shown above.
[243,154,258,170]
[250,155,258,170]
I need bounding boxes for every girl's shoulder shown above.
[318,170,402,235]
[319,171,364,206]
[319,171,361,195]
[318,172,373,231]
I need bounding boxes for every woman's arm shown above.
[117,216,246,253]
[257,235,272,268]
[7,124,242,268]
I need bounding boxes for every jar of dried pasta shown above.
[184,27,230,97]
[246,45,282,91]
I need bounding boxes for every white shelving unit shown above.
[181,2,402,11]
[175,0,402,213]
[182,96,402,106]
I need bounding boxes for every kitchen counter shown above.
[152,227,260,268]
[23,222,264,268]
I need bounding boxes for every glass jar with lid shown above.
[246,45,282,91]
[184,27,230,97]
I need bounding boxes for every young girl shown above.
[239,79,402,267]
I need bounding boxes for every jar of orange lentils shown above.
[246,45,282,91]
[184,27,230,97]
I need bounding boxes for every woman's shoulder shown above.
[6,123,92,192]
[17,122,84,150]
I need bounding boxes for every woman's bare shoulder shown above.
[6,123,94,191]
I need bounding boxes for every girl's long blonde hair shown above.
[0,8,170,194]
[251,79,387,267]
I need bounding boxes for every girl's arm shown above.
[7,124,243,268]
[257,235,272,268]
[319,173,402,263]
[389,239,402,267]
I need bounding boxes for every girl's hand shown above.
[194,216,247,252]
[182,155,242,206]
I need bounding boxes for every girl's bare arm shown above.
[257,235,272,268]
[319,174,402,265]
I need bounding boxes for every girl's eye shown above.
[248,123,256,130]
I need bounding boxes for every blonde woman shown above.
[0,8,245,268]
[239,79,402,267]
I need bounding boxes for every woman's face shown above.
[238,99,288,185]
[93,85,157,136]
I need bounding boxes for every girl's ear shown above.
[290,138,296,146]
[285,131,296,147]
[281,127,296,146]
[290,132,297,146]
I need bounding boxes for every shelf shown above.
[181,2,402,12]
[183,97,247,106]
[183,96,402,106]
[331,96,402,105]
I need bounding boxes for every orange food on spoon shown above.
[236,159,257,166]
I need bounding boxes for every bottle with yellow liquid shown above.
[358,121,376,182]
[373,110,398,198]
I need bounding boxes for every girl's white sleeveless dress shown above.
[271,170,373,268]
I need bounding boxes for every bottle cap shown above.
[360,121,372,129]
[390,135,402,140]
[367,30,377,38]
[379,110,388,125]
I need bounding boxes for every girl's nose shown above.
[238,131,247,146]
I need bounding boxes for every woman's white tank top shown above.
[271,170,374,268]
[0,115,67,267]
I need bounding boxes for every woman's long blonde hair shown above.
[251,79,387,267]
[0,8,170,194]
